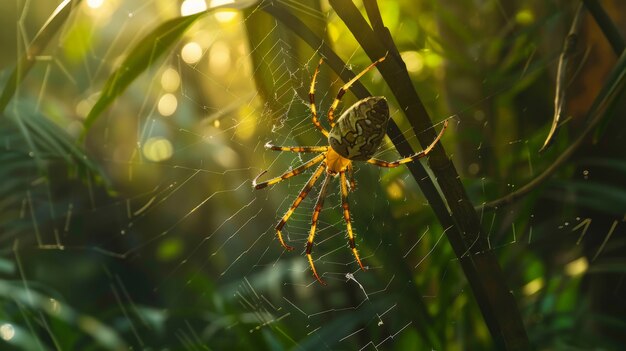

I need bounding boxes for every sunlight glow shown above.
[386,182,404,200]
[401,51,424,74]
[181,42,203,64]
[565,257,588,276]
[468,163,480,175]
[143,137,174,162]
[181,0,207,16]
[76,100,92,118]
[209,0,238,23]
[523,277,544,296]
[48,298,61,314]
[209,41,231,74]
[234,106,256,140]
[158,94,178,117]
[75,93,100,118]
[423,50,443,69]
[161,68,181,92]
[86,0,104,9]
[516,9,535,25]
[213,144,239,168]
[157,238,184,261]
[0,324,15,341]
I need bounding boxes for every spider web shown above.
[1,0,619,349]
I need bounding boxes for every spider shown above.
[253,55,448,285]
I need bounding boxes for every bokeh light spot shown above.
[209,0,238,23]
[161,67,181,92]
[400,51,424,74]
[565,257,588,276]
[157,238,184,261]
[209,41,231,74]
[143,137,174,162]
[0,324,15,341]
[158,94,178,117]
[86,0,104,9]
[468,163,480,175]
[386,181,404,200]
[515,9,535,25]
[423,50,443,69]
[182,42,203,64]
[523,277,543,296]
[234,106,256,140]
[181,0,207,16]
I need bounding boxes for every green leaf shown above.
[0,276,127,350]
[81,13,202,138]
[82,0,259,140]
[0,0,83,113]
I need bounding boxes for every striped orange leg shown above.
[340,172,366,271]
[309,58,328,137]
[264,142,328,153]
[327,54,387,126]
[253,154,325,189]
[367,120,448,168]
[346,163,357,192]
[274,163,326,251]
[306,172,332,285]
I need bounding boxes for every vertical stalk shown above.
[330,1,529,349]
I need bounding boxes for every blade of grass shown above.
[331,1,529,349]
[10,240,127,350]
[81,0,259,141]
[540,3,585,152]
[481,48,626,210]
[0,0,82,113]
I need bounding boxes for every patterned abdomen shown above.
[328,97,389,161]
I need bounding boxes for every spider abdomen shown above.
[328,96,389,161]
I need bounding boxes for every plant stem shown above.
[582,0,625,55]
[331,0,529,349]
[479,48,626,210]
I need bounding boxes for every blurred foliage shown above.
[0,0,625,350]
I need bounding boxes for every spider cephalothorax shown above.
[253,56,447,285]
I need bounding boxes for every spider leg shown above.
[310,58,329,137]
[253,154,325,189]
[327,54,387,126]
[346,163,357,192]
[306,172,332,285]
[340,171,366,271]
[274,163,326,251]
[367,120,448,168]
[264,142,328,153]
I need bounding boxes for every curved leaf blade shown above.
[81,13,202,138]
[81,0,259,140]
[0,0,82,113]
